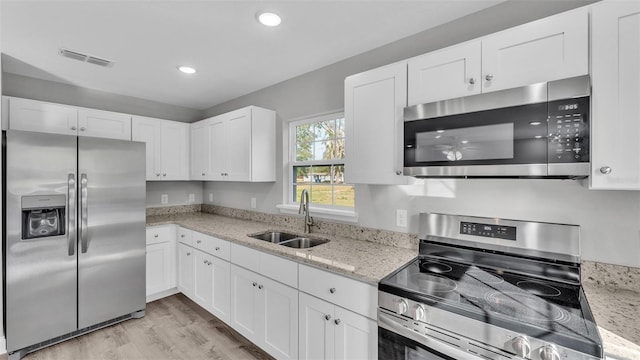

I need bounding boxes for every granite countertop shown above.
[146,212,417,285]
[582,262,640,360]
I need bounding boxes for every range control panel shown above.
[548,96,590,163]
[460,222,517,241]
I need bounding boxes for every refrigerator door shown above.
[77,136,146,328]
[5,131,78,352]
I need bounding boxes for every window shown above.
[289,113,354,210]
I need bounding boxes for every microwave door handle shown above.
[67,174,76,256]
[80,173,89,253]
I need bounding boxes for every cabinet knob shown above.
[71,126,77,131]
[329,287,336,294]
[155,173,161,177]
[180,234,185,238]
[469,77,476,85]
[334,319,341,325]
[324,314,331,321]
[599,166,612,175]
[485,74,494,81]
[208,261,212,266]
[196,240,201,244]
[395,170,402,175]
[215,246,220,251]
[203,260,207,264]
[253,282,257,287]
[80,127,86,131]
[186,252,191,256]
[154,234,158,238]
[202,173,206,176]
[258,284,263,290]
[163,173,167,177]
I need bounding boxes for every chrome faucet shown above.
[298,189,314,234]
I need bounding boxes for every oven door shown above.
[378,311,478,360]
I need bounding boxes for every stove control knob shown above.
[539,345,560,360]
[396,299,408,315]
[511,336,531,358]
[414,305,426,322]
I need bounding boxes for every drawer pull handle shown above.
[253,282,257,287]
[485,74,494,81]
[329,288,336,294]
[334,319,341,325]
[258,284,263,290]
[324,314,331,321]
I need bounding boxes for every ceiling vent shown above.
[59,48,114,68]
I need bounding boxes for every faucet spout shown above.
[298,189,314,233]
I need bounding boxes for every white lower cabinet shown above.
[194,249,231,323]
[177,242,195,298]
[230,264,299,360]
[145,226,176,301]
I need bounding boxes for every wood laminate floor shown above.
[3,294,274,360]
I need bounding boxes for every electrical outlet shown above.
[188,193,195,203]
[209,193,213,202]
[251,197,257,209]
[161,194,168,205]
[396,209,408,227]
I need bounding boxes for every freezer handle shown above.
[67,174,76,256]
[80,173,89,253]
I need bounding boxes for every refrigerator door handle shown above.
[80,173,89,253]
[67,174,76,256]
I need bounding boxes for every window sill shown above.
[276,204,358,223]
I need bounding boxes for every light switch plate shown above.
[161,194,168,205]
[396,209,407,227]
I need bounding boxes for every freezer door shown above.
[5,131,78,352]
[77,136,146,328]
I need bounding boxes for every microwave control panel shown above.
[548,96,590,163]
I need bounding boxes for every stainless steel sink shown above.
[248,231,299,244]
[278,237,329,249]
[248,231,329,249]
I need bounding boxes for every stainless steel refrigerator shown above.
[4,130,146,359]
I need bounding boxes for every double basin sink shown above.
[248,231,329,249]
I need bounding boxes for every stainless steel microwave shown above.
[403,75,590,178]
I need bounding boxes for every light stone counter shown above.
[147,212,417,285]
[582,261,640,360]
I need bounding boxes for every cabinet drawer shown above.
[146,226,172,245]
[231,244,298,288]
[298,264,377,319]
[176,227,193,246]
[193,231,230,261]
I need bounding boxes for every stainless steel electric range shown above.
[378,213,602,360]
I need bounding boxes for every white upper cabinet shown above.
[345,61,408,185]
[190,106,276,182]
[132,116,189,181]
[78,108,132,140]
[7,97,132,140]
[8,97,78,136]
[407,7,588,105]
[408,40,481,105]
[590,1,640,190]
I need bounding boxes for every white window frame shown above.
[277,111,358,223]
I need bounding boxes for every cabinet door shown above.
[591,1,640,190]
[193,250,213,310]
[190,120,209,180]
[78,108,132,140]
[225,109,252,181]
[9,97,78,136]
[230,265,260,341]
[210,256,231,324]
[132,116,162,180]
[209,117,226,181]
[146,242,171,297]
[299,293,334,360]
[481,7,588,93]
[161,120,190,180]
[408,40,481,105]
[345,61,407,184]
[177,243,195,298]
[260,276,298,360]
[333,306,377,360]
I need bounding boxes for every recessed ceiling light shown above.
[257,11,282,27]
[178,66,196,74]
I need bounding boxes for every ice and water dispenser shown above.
[21,195,66,239]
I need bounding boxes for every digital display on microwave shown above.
[414,123,514,162]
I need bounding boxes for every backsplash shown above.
[146,204,202,216]
[201,204,419,250]
[582,260,640,293]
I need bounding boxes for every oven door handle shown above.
[378,311,479,360]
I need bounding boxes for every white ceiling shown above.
[1,1,504,110]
